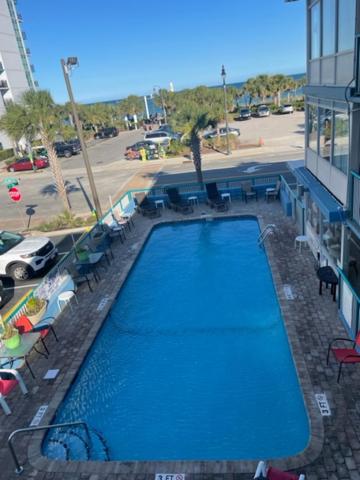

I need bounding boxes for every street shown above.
[0,112,304,229]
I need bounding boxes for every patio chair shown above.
[134,193,160,218]
[0,369,28,415]
[242,181,258,202]
[89,232,114,265]
[254,461,305,480]
[112,210,134,232]
[15,315,58,356]
[265,180,281,202]
[205,183,229,212]
[65,265,94,292]
[166,188,194,214]
[327,331,360,382]
[103,222,126,244]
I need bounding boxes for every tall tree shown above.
[0,90,70,211]
[171,106,217,184]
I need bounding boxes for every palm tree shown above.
[243,77,258,106]
[0,90,70,211]
[255,74,271,103]
[269,74,289,106]
[171,107,217,185]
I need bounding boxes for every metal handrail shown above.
[258,224,276,246]
[8,421,90,475]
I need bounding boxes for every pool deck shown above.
[1,199,360,480]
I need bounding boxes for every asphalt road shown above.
[0,232,83,314]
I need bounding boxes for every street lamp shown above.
[60,57,103,219]
[153,85,167,124]
[221,65,231,156]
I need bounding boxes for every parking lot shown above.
[0,231,83,313]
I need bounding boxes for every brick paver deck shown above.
[1,200,360,480]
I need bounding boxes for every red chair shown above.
[327,332,360,382]
[254,461,305,480]
[0,369,28,415]
[15,315,58,356]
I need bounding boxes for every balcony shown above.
[17,13,23,22]
[0,62,4,75]
[21,31,26,40]
[26,48,30,55]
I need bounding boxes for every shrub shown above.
[166,140,189,156]
[25,297,46,316]
[37,211,96,232]
[0,148,15,162]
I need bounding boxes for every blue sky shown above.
[20,0,305,104]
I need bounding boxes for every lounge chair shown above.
[254,461,305,480]
[242,181,258,202]
[166,188,194,214]
[327,331,360,382]
[0,369,28,415]
[134,193,160,218]
[265,180,281,202]
[205,183,229,212]
[112,211,134,232]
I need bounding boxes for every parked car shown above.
[256,105,270,117]
[279,104,294,114]
[0,230,58,281]
[157,124,182,140]
[7,157,49,172]
[203,127,240,139]
[54,141,81,158]
[125,141,159,160]
[238,108,251,120]
[94,127,119,140]
[144,130,172,145]
[66,138,82,150]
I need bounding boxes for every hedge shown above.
[0,148,15,162]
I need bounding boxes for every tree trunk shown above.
[42,135,71,211]
[190,133,203,185]
[277,91,281,106]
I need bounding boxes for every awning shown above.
[294,167,346,223]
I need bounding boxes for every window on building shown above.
[319,107,332,161]
[333,111,349,174]
[311,2,321,59]
[322,0,336,56]
[308,104,318,152]
[338,0,356,52]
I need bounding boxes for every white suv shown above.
[144,131,171,145]
[0,231,58,281]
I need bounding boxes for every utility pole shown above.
[60,57,103,219]
[221,65,231,156]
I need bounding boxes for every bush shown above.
[166,140,189,157]
[0,148,15,162]
[37,211,96,232]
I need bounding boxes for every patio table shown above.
[0,332,43,378]
[75,252,106,282]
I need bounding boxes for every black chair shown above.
[166,188,194,214]
[134,193,161,218]
[66,265,94,291]
[205,183,229,212]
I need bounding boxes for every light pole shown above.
[153,85,167,124]
[221,65,231,156]
[60,57,103,219]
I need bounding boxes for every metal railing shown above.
[3,173,281,326]
[8,421,90,475]
[351,171,360,227]
[280,175,305,234]
[337,267,360,337]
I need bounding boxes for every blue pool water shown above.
[44,218,309,461]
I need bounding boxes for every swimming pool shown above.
[44,217,309,461]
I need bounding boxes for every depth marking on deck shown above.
[155,475,185,480]
[30,405,48,426]
[96,295,111,311]
[283,284,295,300]
[315,393,331,416]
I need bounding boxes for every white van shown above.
[144,131,171,145]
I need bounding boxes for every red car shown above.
[7,157,49,172]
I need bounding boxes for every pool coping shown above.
[27,212,324,476]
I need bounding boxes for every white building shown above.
[0,0,36,149]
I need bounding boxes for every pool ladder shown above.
[8,421,110,474]
[257,224,276,247]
